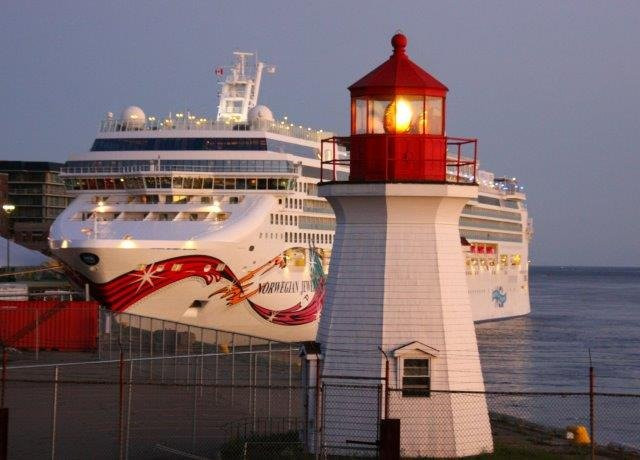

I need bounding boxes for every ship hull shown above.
[53,240,529,343]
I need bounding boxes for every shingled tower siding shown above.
[317,183,493,457]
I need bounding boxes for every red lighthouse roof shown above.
[349,33,448,97]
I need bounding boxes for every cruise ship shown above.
[49,52,532,342]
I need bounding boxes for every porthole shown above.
[79,252,100,266]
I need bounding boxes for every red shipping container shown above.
[0,301,99,351]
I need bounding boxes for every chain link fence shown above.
[2,308,640,458]
[3,360,640,458]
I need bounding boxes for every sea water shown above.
[476,266,640,448]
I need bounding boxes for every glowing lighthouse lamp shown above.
[314,33,493,457]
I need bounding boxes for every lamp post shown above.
[2,204,15,270]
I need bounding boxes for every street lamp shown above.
[2,203,15,270]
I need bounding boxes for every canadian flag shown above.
[214,67,224,76]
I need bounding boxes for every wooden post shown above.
[380,419,400,460]
[0,407,8,460]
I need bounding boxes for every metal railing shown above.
[99,117,333,143]
[320,135,478,183]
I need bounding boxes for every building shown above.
[0,161,71,252]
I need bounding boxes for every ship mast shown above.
[216,52,274,123]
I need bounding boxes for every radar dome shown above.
[121,106,146,128]
[248,105,274,123]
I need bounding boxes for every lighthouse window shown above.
[354,98,367,134]
[425,97,443,135]
[402,358,430,397]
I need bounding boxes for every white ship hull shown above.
[52,228,530,343]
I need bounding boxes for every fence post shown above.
[161,320,165,383]
[314,361,322,459]
[253,347,258,432]
[1,347,6,409]
[200,328,204,397]
[108,310,112,360]
[186,325,191,383]
[589,354,595,460]
[35,309,39,361]
[231,334,236,406]
[50,366,59,460]
[118,350,124,460]
[214,331,218,404]
[149,318,153,381]
[191,357,198,452]
[125,358,133,460]
[268,341,272,422]
[173,325,178,383]
[288,344,292,430]
[248,338,253,420]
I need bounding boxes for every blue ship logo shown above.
[491,287,507,308]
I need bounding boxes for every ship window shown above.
[229,196,239,204]
[189,213,198,221]
[247,179,257,190]
[285,233,288,243]
[270,214,273,224]
[214,178,224,189]
[402,358,431,397]
[202,178,213,188]
[160,177,172,188]
[268,178,278,189]
[224,178,235,189]
[257,178,267,190]
[477,195,501,207]
[192,177,203,189]
[201,197,212,204]
[236,179,246,189]
[143,195,159,204]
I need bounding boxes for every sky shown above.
[1,1,639,266]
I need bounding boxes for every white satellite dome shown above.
[121,106,146,128]
[248,105,274,123]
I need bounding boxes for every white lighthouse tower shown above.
[315,33,493,457]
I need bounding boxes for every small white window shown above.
[402,358,430,397]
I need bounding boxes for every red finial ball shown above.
[391,33,407,54]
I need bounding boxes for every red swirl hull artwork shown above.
[78,252,325,327]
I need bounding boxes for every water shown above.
[476,266,640,448]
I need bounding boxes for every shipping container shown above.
[0,300,99,351]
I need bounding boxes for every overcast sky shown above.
[1,1,639,266]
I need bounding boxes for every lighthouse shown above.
[315,34,493,457]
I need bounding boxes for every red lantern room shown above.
[322,33,477,183]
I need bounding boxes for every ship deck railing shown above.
[60,165,299,175]
[99,117,335,143]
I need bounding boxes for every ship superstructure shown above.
[49,51,531,342]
